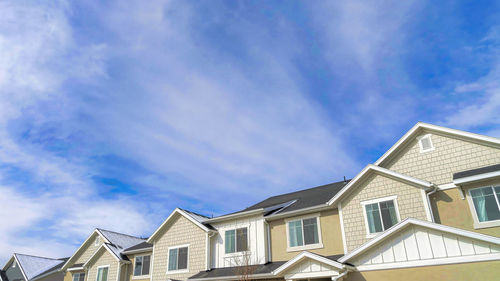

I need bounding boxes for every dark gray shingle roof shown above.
[453,164,500,180]
[123,242,152,252]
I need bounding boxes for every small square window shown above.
[225,228,248,254]
[418,134,434,153]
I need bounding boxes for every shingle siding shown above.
[342,173,428,251]
[383,133,500,185]
[151,214,206,281]
[74,235,103,264]
[86,250,118,281]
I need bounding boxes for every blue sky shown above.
[1,0,499,262]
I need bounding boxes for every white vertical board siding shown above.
[353,225,500,267]
[211,215,267,268]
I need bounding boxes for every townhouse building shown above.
[4,122,499,281]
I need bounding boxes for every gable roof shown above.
[327,164,433,206]
[82,244,121,268]
[147,208,213,243]
[4,254,66,281]
[61,228,144,270]
[339,218,500,263]
[273,252,345,276]
[375,122,500,167]
[205,180,349,223]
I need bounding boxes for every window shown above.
[418,134,434,153]
[362,197,400,235]
[470,186,500,222]
[72,273,85,281]
[134,255,151,276]
[96,267,108,281]
[287,217,320,248]
[167,246,188,272]
[95,236,100,246]
[225,228,248,254]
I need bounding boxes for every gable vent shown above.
[418,134,434,153]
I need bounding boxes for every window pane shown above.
[380,200,398,230]
[99,268,108,281]
[79,274,85,281]
[494,186,500,204]
[288,220,304,247]
[365,203,383,233]
[178,247,188,270]
[236,228,248,252]
[303,218,319,245]
[168,249,178,271]
[225,230,235,253]
[73,274,79,281]
[142,256,150,275]
[471,187,500,222]
[134,256,143,276]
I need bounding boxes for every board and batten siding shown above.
[211,214,267,268]
[86,250,118,281]
[382,132,500,185]
[341,173,428,252]
[352,225,500,269]
[151,213,206,281]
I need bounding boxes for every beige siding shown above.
[75,234,104,264]
[87,250,118,281]
[151,214,206,281]
[342,173,428,251]
[345,260,500,281]
[269,209,344,261]
[431,181,500,237]
[383,132,500,185]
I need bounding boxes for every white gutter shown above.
[121,247,153,255]
[188,273,274,281]
[426,184,438,223]
[331,270,350,281]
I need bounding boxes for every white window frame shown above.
[72,273,85,281]
[166,244,189,274]
[417,134,435,153]
[132,255,151,279]
[95,236,100,246]
[95,265,109,281]
[466,185,500,229]
[285,213,323,252]
[361,195,401,238]
[224,227,249,255]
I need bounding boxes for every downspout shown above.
[264,221,272,263]
[426,185,438,223]
[206,231,216,270]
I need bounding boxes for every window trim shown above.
[224,227,249,255]
[95,265,109,281]
[285,213,323,252]
[417,134,435,153]
[132,255,151,278]
[72,272,85,281]
[166,244,189,274]
[361,195,401,238]
[466,185,500,229]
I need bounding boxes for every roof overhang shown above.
[188,272,274,281]
[147,208,214,243]
[203,209,264,224]
[121,247,153,255]
[60,229,111,271]
[328,165,433,206]
[264,204,332,221]
[339,218,500,264]
[453,165,500,185]
[273,251,345,276]
[375,122,500,167]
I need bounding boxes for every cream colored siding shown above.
[151,214,206,281]
[342,173,428,251]
[383,132,500,185]
[75,234,104,264]
[86,250,118,281]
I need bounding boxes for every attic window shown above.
[12,261,16,268]
[95,236,100,246]
[418,134,434,153]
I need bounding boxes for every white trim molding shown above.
[148,208,213,243]
[360,195,401,238]
[328,164,433,206]
[273,251,345,276]
[338,202,348,254]
[166,244,190,274]
[374,122,500,167]
[95,265,110,281]
[453,171,500,185]
[417,134,435,153]
[61,230,111,271]
[465,185,500,229]
[284,213,324,252]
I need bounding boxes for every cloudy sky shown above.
[1,0,499,262]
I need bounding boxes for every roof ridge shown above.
[180,208,210,219]
[14,253,63,262]
[257,179,350,201]
[96,228,144,240]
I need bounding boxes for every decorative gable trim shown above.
[147,208,212,243]
[60,230,111,271]
[82,244,121,269]
[339,218,500,264]
[327,164,433,206]
[273,251,345,276]
[374,122,500,167]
